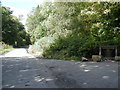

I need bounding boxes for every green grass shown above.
[0,48,14,54]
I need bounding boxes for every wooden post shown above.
[99,46,101,56]
[115,47,117,56]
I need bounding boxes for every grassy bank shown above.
[0,42,14,55]
[0,48,14,55]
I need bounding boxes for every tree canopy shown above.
[1,6,31,47]
[26,2,120,60]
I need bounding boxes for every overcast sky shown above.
[1,0,51,25]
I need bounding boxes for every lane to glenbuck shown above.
[3,48,35,58]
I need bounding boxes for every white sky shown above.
[1,0,53,25]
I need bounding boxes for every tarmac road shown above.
[1,48,119,88]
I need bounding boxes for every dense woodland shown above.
[1,5,30,47]
[1,2,120,60]
[26,2,120,60]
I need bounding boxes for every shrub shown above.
[43,33,100,60]
[0,41,12,49]
[28,37,55,56]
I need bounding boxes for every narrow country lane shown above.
[1,48,119,88]
[3,48,35,58]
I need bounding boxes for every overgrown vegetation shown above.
[1,5,31,47]
[0,42,13,54]
[26,2,120,60]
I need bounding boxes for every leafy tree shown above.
[2,6,31,47]
[26,2,120,60]
[26,2,53,43]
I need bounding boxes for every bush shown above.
[37,37,55,50]
[28,37,55,56]
[0,41,12,49]
[0,41,13,54]
[43,33,100,61]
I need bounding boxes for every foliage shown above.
[43,33,99,60]
[26,2,120,60]
[1,6,31,47]
[16,30,31,47]
[28,36,55,56]
[0,41,12,49]
[26,2,53,43]
[0,48,14,54]
[0,41,13,54]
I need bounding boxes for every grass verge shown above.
[0,48,14,55]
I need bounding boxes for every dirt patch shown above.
[46,65,81,88]
[53,71,80,88]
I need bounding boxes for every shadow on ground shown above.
[2,57,119,88]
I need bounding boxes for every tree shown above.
[26,2,120,60]
[2,6,31,46]
[26,2,53,43]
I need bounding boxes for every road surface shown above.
[1,48,119,88]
